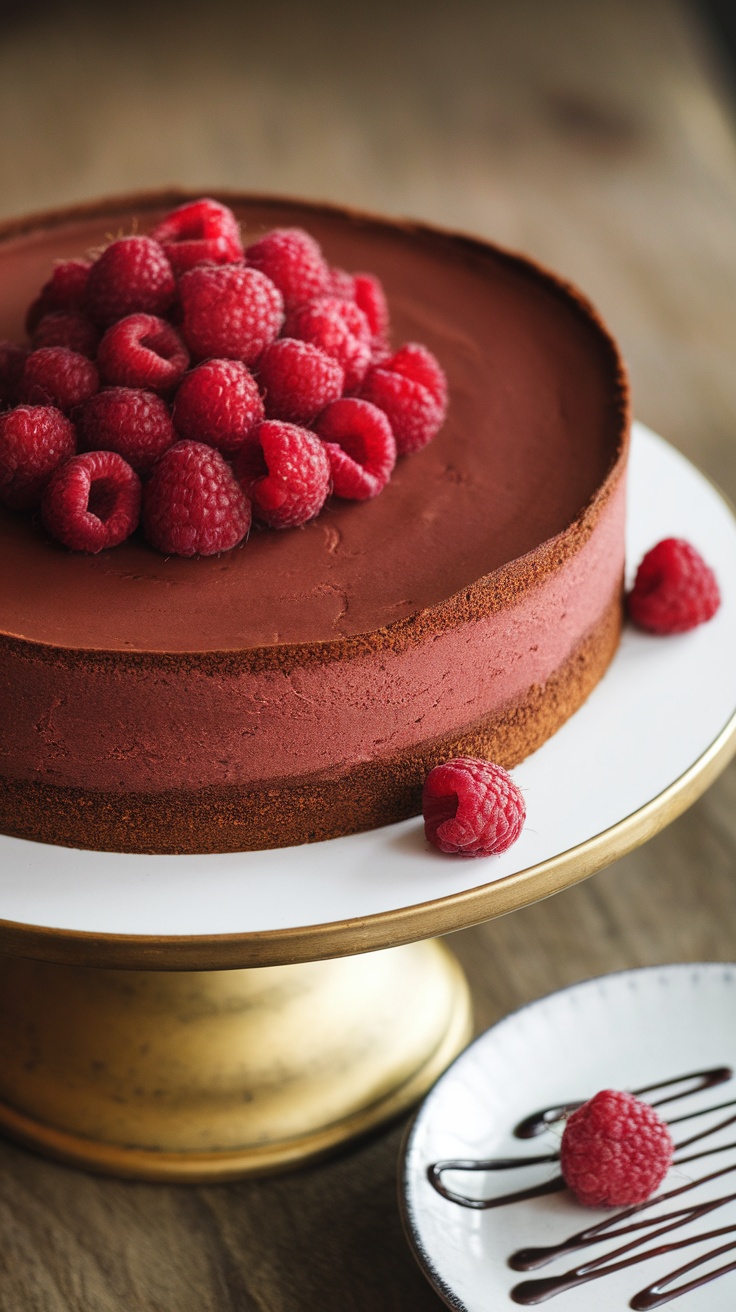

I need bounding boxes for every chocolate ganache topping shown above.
[0,192,625,654]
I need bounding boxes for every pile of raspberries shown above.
[0,197,448,555]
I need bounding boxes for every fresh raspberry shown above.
[19,347,99,413]
[0,405,76,509]
[32,311,100,359]
[42,450,141,553]
[627,538,720,635]
[370,343,393,367]
[25,258,91,333]
[150,197,243,274]
[423,758,525,858]
[258,338,344,424]
[286,296,372,390]
[245,228,330,310]
[97,314,189,392]
[24,297,50,338]
[327,266,356,300]
[76,388,176,474]
[0,341,29,407]
[235,420,330,529]
[361,351,445,455]
[315,398,395,499]
[86,236,175,326]
[386,342,448,411]
[173,359,264,455]
[179,264,283,366]
[352,272,390,347]
[143,440,251,556]
[561,1090,674,1208]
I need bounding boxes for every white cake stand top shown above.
[1,423,734,969]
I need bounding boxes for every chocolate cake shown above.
[0,191,630,854]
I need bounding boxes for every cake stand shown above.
[0,423,734,1182]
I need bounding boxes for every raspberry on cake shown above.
[386,342,448,411]
[25,258,91,333]
[76,388,176,474]
[142,439,252,557]
[173,358,264,455]
[0,404,76,509]
[258,337,344,424]
[353,272,390,349]
[315,397,396,499]
[361,346,447,454]
[85,236,176,326]
[32,311,100,359]
[245,227,331,309]
[560,1089,674,1208]
[97,314,189,392]
[286,296,372,391]
[41,450,142,554]
[18,346,99,413]
[302,265,390,351]
[327,266,357,300]
[150,197,243,274]
[179,263,284,366]
[235,419,331,528]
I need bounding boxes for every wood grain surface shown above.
[2,0,736,1307]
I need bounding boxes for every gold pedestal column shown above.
[0,939,471,1181]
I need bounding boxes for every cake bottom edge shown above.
[0,594,622,856]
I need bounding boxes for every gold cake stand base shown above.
[0,938,471,1181]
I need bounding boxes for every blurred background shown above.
[2,0,736,494]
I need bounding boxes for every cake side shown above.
[0,591,621,854]
[0,462,625,791]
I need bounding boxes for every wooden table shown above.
[2,0,736,1306]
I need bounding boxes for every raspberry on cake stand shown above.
[0,422,734,1180]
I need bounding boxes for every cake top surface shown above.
[0,193,628,654]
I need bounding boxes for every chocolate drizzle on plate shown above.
[427,1066,736,1308]
[513,1067,731,1139]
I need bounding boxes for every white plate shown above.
[401,962,736,1311]
[0,423,735,944]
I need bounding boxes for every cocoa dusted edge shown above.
[0,597,620,853]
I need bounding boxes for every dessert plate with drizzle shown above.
[401,962,736,1311]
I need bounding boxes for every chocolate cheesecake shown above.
[0,191,629,853]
